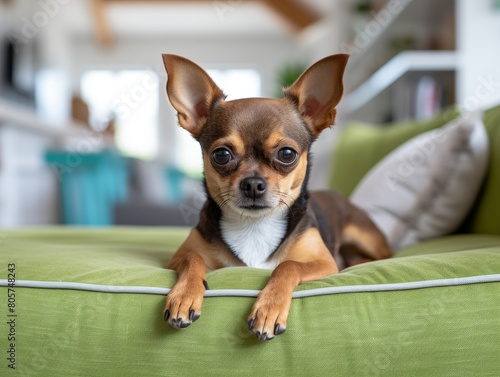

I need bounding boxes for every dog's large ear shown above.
[284,54,349,138]
[162,54,225,138]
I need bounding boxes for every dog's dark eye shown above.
[212,148,232,165]
[277,148,297,165]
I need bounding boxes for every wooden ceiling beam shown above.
[91,0,113,47]
[261,0,320,31]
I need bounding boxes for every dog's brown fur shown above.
[162,54,391,340]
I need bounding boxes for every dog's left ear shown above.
[284,54,349,138]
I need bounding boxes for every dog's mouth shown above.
[234,204,276,218]
[237,196,273,211]
[240,204,271,211]
[223,197,275,217]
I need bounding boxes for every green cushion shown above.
[467,105,500,235]
[329,108,460,197]
[396,234,500,257]
[1,228,500,376]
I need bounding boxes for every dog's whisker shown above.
[277,199,293,219]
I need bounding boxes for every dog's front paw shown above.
[247,291,291,341]
[164,279,208,329]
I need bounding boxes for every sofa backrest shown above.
[329,105,500,236]
[466,105,500,235]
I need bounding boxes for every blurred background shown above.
[0,0,499,228]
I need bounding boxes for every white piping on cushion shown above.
[1,274,500,298]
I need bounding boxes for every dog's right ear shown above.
[284,54,349,138]
[162,54,225,138]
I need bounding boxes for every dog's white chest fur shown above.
[220,210,288,269]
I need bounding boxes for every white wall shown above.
[456,0,500,110]
[301,0,352,189]
[0,0,74,124]
[70,36,304,97]
[0,126,59,228]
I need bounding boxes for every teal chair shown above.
[46,150,129,225]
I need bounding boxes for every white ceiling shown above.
[57,0,336,40]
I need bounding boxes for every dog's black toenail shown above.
[274,324,286,335]
[164,310,170,321]
[256,331,261,338]
[180,321,190,329]
[187,309,200,322]
[248,318,255,330]
[203,280,209,290]
[189,309,200,322]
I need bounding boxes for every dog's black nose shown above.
[240,177,267,199]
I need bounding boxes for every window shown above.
[175,69,261,175]
[80,70,159,159]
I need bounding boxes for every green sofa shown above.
[1,106,500,376]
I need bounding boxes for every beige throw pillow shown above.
[350,112,489,251]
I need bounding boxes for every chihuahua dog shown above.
[161,54,391,340]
